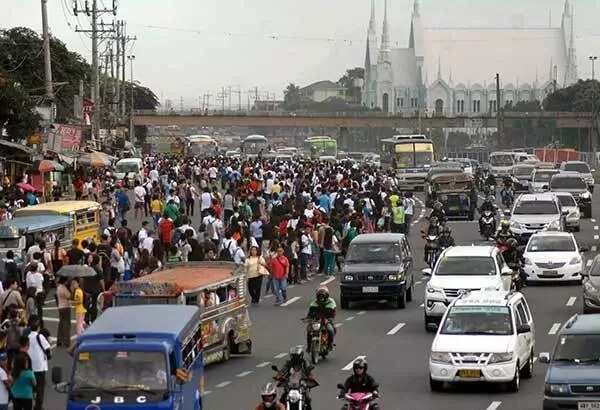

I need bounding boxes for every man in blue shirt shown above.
[318,189,331,214]
[114,187,130,222]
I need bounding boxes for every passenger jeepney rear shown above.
[430,173,474,220]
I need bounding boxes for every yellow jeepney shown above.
[13,201,101,243]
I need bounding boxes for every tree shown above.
[337,67,364,104]
[504,100,542,112]
[543,79,600,112]
[0,75,41,140]
[446,131,471,151]
[283,83,303,110]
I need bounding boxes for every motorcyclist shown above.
[495,220,515,249]
[438,226,455,249]
[478,195,497,234]
[255,382,285,410]
[429,201,447,225]
[485,173,497,196]
[275,346,317,409]
[339,358,380,410]
[423,216,442,264]
[502,237,526,287]
[500,176,514,206]
[306,287,336,350]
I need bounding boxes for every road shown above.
[43,191,598,410]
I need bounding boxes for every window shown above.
[489,100,497,112]
[396,97,400,107]
[456,99,465,113]
[515,302,528,326]
[400,98,404,107]
[472,100,481,113]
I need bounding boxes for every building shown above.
[300,80,346,103]
[362,0,578,116]
[253,99,284,112]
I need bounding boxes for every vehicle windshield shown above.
[441,306,513,335]
[0,238,20,248]
[513,201,558,215]
[115,163,140,173]
[553,335,600,362]
[534,172,558,183]
[527,236,575,252]
[551,177,587,190]
[557,195,577,207]
[346,243,401,264]
[564,163,590,174]
[71,351,168,402]
[435,256,496,276]
[395,144,434,168]
[242,140,269,155]
[514,167,533,177]
[490,155,513,166]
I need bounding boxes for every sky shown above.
[4,0,600,108]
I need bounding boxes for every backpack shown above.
[6,321,22,350]
[219,240,234,261]
[205,218,217,239]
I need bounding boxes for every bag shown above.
[219,240,234,261]
[205,219,216,239]
[116,256,125,274]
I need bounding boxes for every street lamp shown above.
[127,55,136,145]
[589,56,598,80]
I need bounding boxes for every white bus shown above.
[185,135,218,157]
[241,135,270,158]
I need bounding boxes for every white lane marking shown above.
[533,357,538,363]
[288,285,295,289]
[595,226,599,231]
[236,371,253,378]
[43,306,59,311]
[567,297,577,306]
[335,323,344,328]
[592,219,597,223]
[281,296,301,307]
[274,353,287,359]
[420,303,424,307]
[587,259,594,267]
[595,235,599,241]
[357,311,366,316]
[342,355,366,371]
[265,294,273,299]
[387,323,406,335]
[215,381,231,388]
[486,401,502,410]
[593,246,598,252]
[204,390,212,395]
[345,316,355,321]
[416,281,422,285]
[43,317,76,323]
[549,323,562,335]
[320,277,336,286]
[44,299,55,305]
[256,362,271,368]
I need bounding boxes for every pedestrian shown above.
[403,192,415,234]
[26,315,50,410]
[55,276,71,348]
[10,350,35,410]
[322,226,339,276]
[71,279,86,336]
[269,246,289,306]
[299,226,312,282]
[24,265,44,328]
[65,239,84,266]
[150,195,163,229]
[245,246,268,304]
[0,281,24,322]
[133,180,146,220]
[50,239,66,275]
[0,352,10,410]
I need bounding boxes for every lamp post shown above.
[127,55,136,145]
[589,56,598,80]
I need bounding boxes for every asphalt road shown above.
[42,190,599,410]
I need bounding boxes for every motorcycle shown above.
[507,261,525,291]
[479,210,496,240]
[484,184,496,197]
[272,365,319,410]
[303,317,332,365]
[501,188,514,208]
[422,233,440,269]
[337,384,379,410]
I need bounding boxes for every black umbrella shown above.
[56,264,97,278]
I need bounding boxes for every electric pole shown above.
[496,73,504,147]
[115,21,121,117]
[128,55,136,145]
[41,0,55,123]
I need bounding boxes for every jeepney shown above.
[429,173,475,220]
[113,262,252,365]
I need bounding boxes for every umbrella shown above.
[78,151,112,168]
[57,264,98,278]
[34,160,64,173]
[16,182,35,192]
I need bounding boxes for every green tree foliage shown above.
[338,67,364,103]
[283,83,303,110]
[0,74,41,140]
[504,100,542,112]
[543,79,600,112]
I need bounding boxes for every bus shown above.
[303,136,338,161]
[384,134,435,190]
[185,135,218,157]
[240,135,270,158]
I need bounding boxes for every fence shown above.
[443,150,598,168]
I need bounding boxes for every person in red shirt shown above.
[159,216,174,247]
[269,246,289,306]
[73,177,84,200]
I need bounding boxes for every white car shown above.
[429,289,535,392]
[507,193,565,244]
[554,192,580,232]
[423,246,513,330]
[530,169,559,193]
[523,231,586,283]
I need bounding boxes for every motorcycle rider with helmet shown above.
[485,173,497,196]
[502,237,526,288]
[496,220,515,245]
[255,382,285,410]
[306,287,336,350]
[430,201,447,225]
[423,216,442,263]
[438,226,455,249]
[500,176,515,206]
[338,358,380,410]
[275,346,317,409]
[478,195,497,234]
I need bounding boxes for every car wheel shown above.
[340,295,349,310]
[429,376,444,392]
[507,363,520,392]
[521,351,534,379]
[406,280,414,302]
[396,287,407,309]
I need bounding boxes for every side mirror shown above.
[517,324,531,334]
[592,169,596,173]
[51,366,63,385]
[426,323,439,332]
[542,185,549,190]
[561,209,569,216]
[421,268,432,276]
[539,352,551,364]
[403,256,412,264]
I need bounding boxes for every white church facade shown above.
[362,0,578,116]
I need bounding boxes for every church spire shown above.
[437,56,442,81]
[414,0,421,17]
[368,0,376,36]
[378,0,391,63]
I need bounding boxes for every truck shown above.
[534,148,579,164]
[52,304,205,409]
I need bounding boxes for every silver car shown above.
[530,169,559,192]
[560,161,595,193]
[555,192,581,232]
[583,255,600,313]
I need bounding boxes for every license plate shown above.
[458,369,481,378]
[362,286,379,293]
[543,270,559,276]
[579,403,600,410]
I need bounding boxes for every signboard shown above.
[48,124,82,152]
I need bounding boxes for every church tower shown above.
[409,0,425,107]
[376,0,393,112]
[561,0,578,85]
[362,0,378,108]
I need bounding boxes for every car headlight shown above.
[524,257,532,265]
[388,274,398,281]
[580,191,591,199]
[545,383,570,396]
[426,285,443,294]
[288,389,302,403]
[430,352,452,364]
[584,280,598,293]
[488,352,513,364]
[545,219,561,230]
[510,220,522,230]
[569,256,582,265]
[344,275,354,281]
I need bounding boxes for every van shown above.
[114,158,143,184]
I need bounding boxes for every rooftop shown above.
[562,314,600,335]
[352,233,406,244]
[443,245,495,257]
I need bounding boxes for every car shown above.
[422,246,514,330]
[582,255,600,313]
[530,168,560,193]
[507,193,565,244]
[540,314,600,409]
[429,289,535,392]
[511,164,535,193]
[522,231,586,284]
[555,192,581,232]
[340,233,414,310]
[550,173,593,218]
[559,160,595,193]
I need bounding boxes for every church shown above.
[362,0,578,115]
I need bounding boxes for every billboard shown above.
[47,124,82,152]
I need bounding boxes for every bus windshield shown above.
[395,142,434,168]
[304,140,337,158]
[115,163,140,174]
[242,139,269,155]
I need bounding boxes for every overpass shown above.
[133,110,595,129]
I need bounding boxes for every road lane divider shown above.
[236,371,253,378]
[420,303,424,307]
[386,323,405,335]
[320,277,336,286]
[593,246,598,252]
[595,226,599,231]
[281,296,301,307]
[256,362,271,368]
[592,219,597,223]
[486,401,502,410]
[357,311,366,315]
[566,297,577,306]
[342,355,366,371]
[594,235,599,241]
[335,323,344,328]
[345,316,355,321]
[548,323,562,335]
[215,381,231,388]
[274,353,287,359]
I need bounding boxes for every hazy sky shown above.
[4,0,600,108]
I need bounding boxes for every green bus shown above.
[303,136,338,161]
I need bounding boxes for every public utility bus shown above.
[303,136,338,161]
[384,134,435,190]
[240,135,270,158]
[185,135,218,157]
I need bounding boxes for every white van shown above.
[114,158,143,184]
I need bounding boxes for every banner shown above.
[48,124,82,152]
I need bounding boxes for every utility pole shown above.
[41,0,55,123]
[590,56,598,80]
[496,73,504,147]
[115,21,121,118]
[127,55,135,145]
[227,86,232,111]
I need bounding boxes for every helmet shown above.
[442,226,451,235]
[500,220,510,231]
[433,201,443,211]
[507,238,518,249]
[289,345,305,368]
[430,216,439,226]
[316,286,329,304]
[260,382,278,408]
[353,357,368,374]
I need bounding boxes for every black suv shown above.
[340,233,414,309]
[541,314,600,409]
[550,173,593,218]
